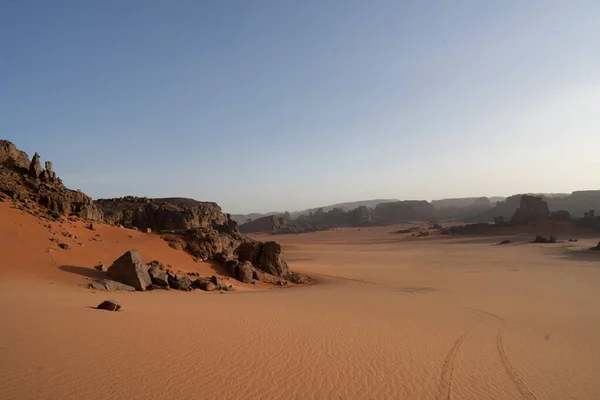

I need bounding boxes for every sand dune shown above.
[1,202,600,399]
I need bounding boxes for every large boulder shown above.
[170,275,193,291]
[148,265,169,287]
[257,241,289,276]
[107,249,152,291]
[236,261,254,283]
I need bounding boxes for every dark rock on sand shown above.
[533,235,557,244]
[107,249,152,291]
[96,300,121,311]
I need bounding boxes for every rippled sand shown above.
[1,202,600,399]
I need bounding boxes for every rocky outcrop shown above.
[0,140,101,221]
[510,195,550,224]
[0,140,30,170]
[96,197,228,232]
[348,206,377,226]
[28,152,43,179]
[107,249,152,291]
[237,240,289,276]
[239,215,288,233]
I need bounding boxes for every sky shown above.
[1,1,599,213]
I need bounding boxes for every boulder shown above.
[58,243,70,250]
[193,278,217,291]
[236,261,254,283]
[89,279,135,291]
[148,265,169,287]
[170,275,193,291]
[107,249,152,291]
[257,241,289,276]
[533,235,557,244]
[96,300,121,311]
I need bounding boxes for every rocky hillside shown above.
[0,139,306,285]
[0,140,101,221]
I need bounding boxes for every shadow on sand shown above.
[206,260,234,278]
[59,265,106,280]
[553,249,600,264]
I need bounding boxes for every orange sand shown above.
[1,201,600,399]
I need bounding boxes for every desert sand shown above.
[1,200,600,399]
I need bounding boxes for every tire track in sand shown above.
[436,314,484,400]
[466,308,539,400]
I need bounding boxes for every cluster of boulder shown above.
[91,249,238,292]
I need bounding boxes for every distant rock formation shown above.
[550,210,571,221]
[373,201,436,224]
[510,195,550,224]
[239,215,288,234]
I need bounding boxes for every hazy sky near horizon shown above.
[2,1,599,213]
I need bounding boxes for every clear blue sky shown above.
[2,1,599,213]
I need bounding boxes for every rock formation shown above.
[373,201,437,224]
[28,152,43,179]
[239,215,288,233]
[510,195,550,224]
[0,140,101,221]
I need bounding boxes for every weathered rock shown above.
[210,275,229,290]
[58,243,70,250]
[0,140,31,170]
[96,300,121,311]
[107,249,152,291]
[193,277,217,291]
[236,261,254,283]
[28,152,43,179]
[257,241,289,276]
[89,279,135,291]
[148,265,169,287]
[170,275,193,291]
[252,268,263,281]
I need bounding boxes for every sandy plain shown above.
[1,199,600,400]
